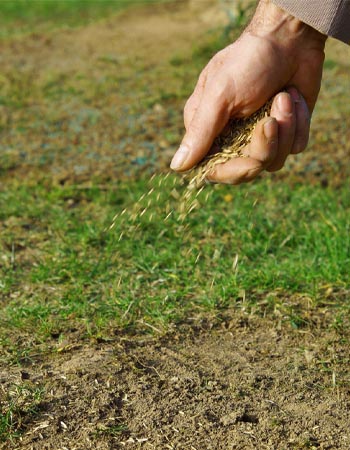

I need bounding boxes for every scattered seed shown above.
[164,211,173,221]
[108,100,273,233]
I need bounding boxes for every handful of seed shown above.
[109,98,275,232]
[188,98,273,188]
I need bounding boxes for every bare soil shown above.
[2,309,350,449]
[1,1,350,449]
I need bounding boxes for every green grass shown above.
[0,0,169,38]
[1,176,349,347]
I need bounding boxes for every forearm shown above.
[246,0,327,53]
[271,0,350,44]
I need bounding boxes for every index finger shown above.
[171,85,231,172]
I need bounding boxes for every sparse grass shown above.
[0,383,44,442]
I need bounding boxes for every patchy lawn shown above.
[1,1,349,448]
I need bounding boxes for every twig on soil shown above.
[136,319,162,334]
[240,430,257,440]
[133,356,162,379]
[264,398,288,414]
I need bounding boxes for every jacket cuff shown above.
[272,0,350,44]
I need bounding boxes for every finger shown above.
[184,70,207,129]
[171,86,231,172]
[266,91,296,172]
[206,117,278,185]
[289,88,311,154]
[184,92,201,130]
[243,117,278,164]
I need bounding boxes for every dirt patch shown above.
[2,311,349,449]
[0,0,227,73]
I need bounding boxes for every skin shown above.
[170,0,327,184]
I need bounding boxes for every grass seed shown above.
[188,98,273,188]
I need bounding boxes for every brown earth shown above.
[2,309,350,450]
[1,1,350,449]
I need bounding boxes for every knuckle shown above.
[244,165,262,181]
[206,80,231,112]
[187,118,202,136]
[266,162,284,172]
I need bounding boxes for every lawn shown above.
[1,176,349,343]
[0,1,349,448]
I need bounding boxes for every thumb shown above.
[206,116,278,185]
[170,94,230,172]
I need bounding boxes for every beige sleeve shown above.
[272,0,350,44]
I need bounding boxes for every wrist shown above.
[246,0,327,53]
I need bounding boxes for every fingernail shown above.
[277,92,293,115]
[263,118,276,141]
[170,144,190,170]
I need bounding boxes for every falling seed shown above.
[232,254,239,271]
[108,100,273,234]
[164,211,173,221]
[210,277,215,290]
[195,186,205,198]
[188,203,198,215]
[171,188,180,200]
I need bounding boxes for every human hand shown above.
[170,0,327,184]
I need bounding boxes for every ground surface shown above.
[3,310,350,450]
[1,1,350,449]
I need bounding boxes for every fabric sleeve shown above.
[272,0,350,44]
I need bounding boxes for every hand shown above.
[170,0,327,184]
